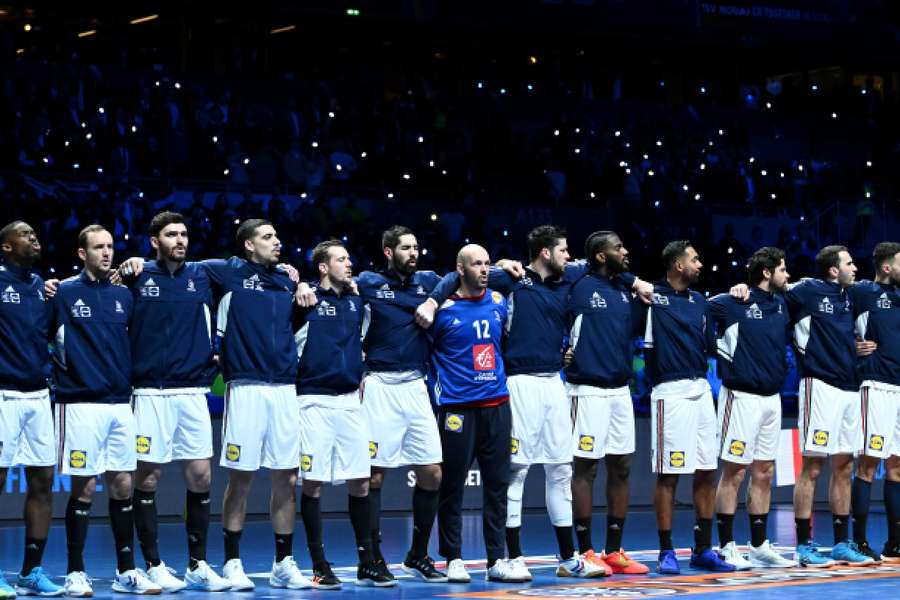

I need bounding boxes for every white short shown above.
[859,380,900,459]
[717,386,781,464]
[220,382,301,471]
[133,389,213,463]
[650,379,717,474]
[299,392,370,483]
[568,384,635,459]
[0,389,56,468]
[798,377,860,456]
[361,373,442,468]
[55,403,136,476]
[507,374,571,465]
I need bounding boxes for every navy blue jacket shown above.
[785,279,856,391]
[357,268,441,373]
[126,260,216,389]
[639,281,715,386]
[430,262,636,376]
[565,271,641,388]
[294,286,364,395]
[850,280,900,386]
[708,287,789,396]
[207,257,298,384]
[50,272,133,403]
[0,263,51,392]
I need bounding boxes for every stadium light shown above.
[346,8,361,16]
[24,24,32,32]
[130,15,159,25]
[270,25,296,34]
[78,30,96,38]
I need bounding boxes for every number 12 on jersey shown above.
[472,319,490,339]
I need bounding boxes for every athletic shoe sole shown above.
[109,584,161,595]
[400,565,449,583]
[355,579,396,587]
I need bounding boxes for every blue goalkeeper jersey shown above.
[430,289,509,405]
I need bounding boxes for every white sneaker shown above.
[64,572,93,598]
[508,556,533,581]
[222,559,255,592]
[146,563,187,593]
[556,553,608,578]
[111,570,162,595]
[719,542,753,570]
[486,558,526,583]
[447,559,471,583]
[269,556,312,590]
[184,561,231,592]
[749,540,799,568]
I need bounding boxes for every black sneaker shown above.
[858,541,884,564]
[882,541,900,564]
[402,553,449,583]
[312,562,342,590]
[357,560,397,587]
[374,558,395,582]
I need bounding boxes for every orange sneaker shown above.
[581,550,614,576]
[601,549,650,574]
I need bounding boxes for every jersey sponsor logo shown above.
[317,301,336,317]
[1,285,21,304]
[818,297,834,314]
[491,291,503,304]
[745,303,763,319]
[186,278,196,292]
[590,291,607,309]
[69,450,87,469]
[812,429,829,446]
[368,441,378,459]
[473,343,496,371]
[140,278,160,297]
[578,435,595,452]
[728,439,746,457]
[71,299,92,318]
[877,293,892,309]
[444,413,464,432]
[135,436,151,455]
[225,443,241,462]
[376,283,395,299]
[115,300,125,313]
[869,434,884,451]
[651,293,670,306]
[510,437,519,455]
[669,450,685,468]
[300,454,313,472]
[242,274,263,291]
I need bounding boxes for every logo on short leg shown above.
[369,441,378,459]
[728,439,745,457]
[69,450,87,469]
[578,435,595,452]
[300,454,313,472]
[225,443,241,462]
[511,437,519,455]
[136,436,151,455]
[444,413,463,432]
[669,451,685,468]
[812,430,829,447]
[869,434,884,451]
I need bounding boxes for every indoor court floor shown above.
[1,506,897,599]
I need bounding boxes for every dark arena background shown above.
[1,1,900,598]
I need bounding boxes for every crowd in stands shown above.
[2,46,899,289]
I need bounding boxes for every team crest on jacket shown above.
[878,293,892,309]
[242,274,263,291]
[491,291,503,304]
[186,278,196,292]
[745,303,762,319]
[590,292,607,309]
[1,286,20,304]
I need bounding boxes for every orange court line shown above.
[444,565,900,599]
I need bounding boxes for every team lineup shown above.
[0,215,899,597]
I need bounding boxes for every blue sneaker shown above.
[15,567,64,597]
[657,549,680,575]
[689,548,736,572]
[0,572,15,600]
[796,541,835,568]
[831,541,875,566]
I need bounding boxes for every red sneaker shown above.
[601,549,650,574]
[581,549,614,576]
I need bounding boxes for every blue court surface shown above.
[1,505,897,599]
